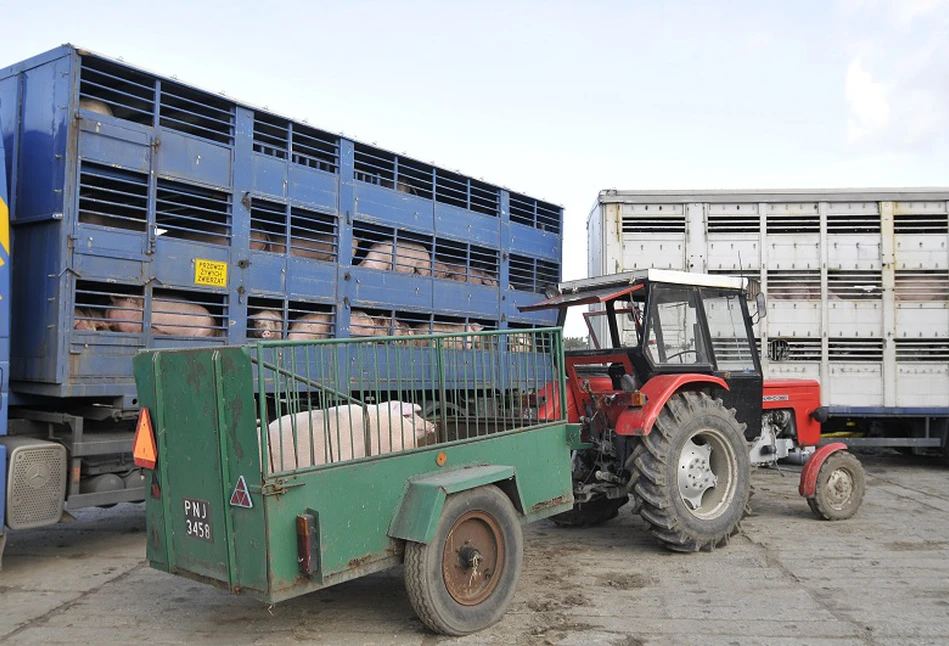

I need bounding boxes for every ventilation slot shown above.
[896,340,949,362]
[827,211,880,234]
[708,211,761,233]
[150,289,228,338]
[895,270,949,302]
[509,254,559,293]
[159,80,234,145]
[73,281,144,334]
[767,338,821,362]
[828,339,883,362]
[395,158,434,200]
[621,208,685,234]
[289,207,337,262]
[433,239,468,282]
[250,198,286,253]
[292,124,339,174]
[828,270,882,300]
[894,211,949,234]
[766,204,819,234]
[470,245,500,287]
[78,163,148,231]
[509,193,562,233]
[766,270,820,300]
[433,170,501,218]
[248,296,287,340]
[354,144,395,189]
[156,180,231,245]
[79,55,155,124]
[287,301,335,340]
[253,113,289,160]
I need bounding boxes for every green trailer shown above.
[132,328,578,635]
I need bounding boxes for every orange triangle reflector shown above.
[133,408,157,469]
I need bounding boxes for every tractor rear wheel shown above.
[403,485,523,635]
[807,451,865,521]
[631,391,751,552]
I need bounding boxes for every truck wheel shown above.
[403,485,523,636]
[807,451,865,521]
[550,494,629,527]
[632,391,750,552]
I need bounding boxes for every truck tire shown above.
[550,494,629,527]
[403,485,523,636]
[632,391,750,552]
[807,451,865,521]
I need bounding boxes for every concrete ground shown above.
[2,452,949,645]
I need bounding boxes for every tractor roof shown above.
[520,269,746,312]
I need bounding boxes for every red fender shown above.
[799,442,848,498]
[615,374,729,436]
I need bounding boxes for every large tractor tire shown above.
[631,391,751,552]
[807,451,865,521]
[550,494,629,527]
[403,486,523,635]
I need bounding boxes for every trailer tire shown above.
[807,451,865,521]
[549,494,629,527]
[632,391,750,552]
[403,485,523,636]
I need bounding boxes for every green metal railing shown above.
[251,327,567,475]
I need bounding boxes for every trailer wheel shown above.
[807,451,865,521]
[632,391,750,552]
[403,485,523,636]
[549,494,629,527]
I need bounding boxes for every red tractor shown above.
[521,269,866,552]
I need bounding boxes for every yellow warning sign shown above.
[194,259,228,287]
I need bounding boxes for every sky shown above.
[3,0,948,335]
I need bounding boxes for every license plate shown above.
[183,497,213,543]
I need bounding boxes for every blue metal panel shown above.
[434,203,500,248]
[433,281,499,319]
[155,129,232,189]
[348,266,434,311]
[253,154,287,199]
[286,257,338,300]
[78,117,151,172]
[289,165,337,212]
[246,251,287,294]
[355,183,435,231]
[509,222,561,261]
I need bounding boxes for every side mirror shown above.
[755,292,767,320]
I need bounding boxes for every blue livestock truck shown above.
[0,45,562,563]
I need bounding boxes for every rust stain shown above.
[348,553,372,569]
[530,495,567,512]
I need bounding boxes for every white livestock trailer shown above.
[588,188,949,456]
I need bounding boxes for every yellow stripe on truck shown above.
[0,196,8,254]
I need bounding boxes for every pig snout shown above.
[249,309,283,340]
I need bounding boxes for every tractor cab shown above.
[523,268,766,439]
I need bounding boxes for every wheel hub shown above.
[678,439,717,510]
[824,467,855,509]
[442,511,503,606]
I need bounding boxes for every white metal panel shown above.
[827,364,884,406]
[620,236,685,270]
[895,305,949,338]
[827,302,884,337]
[895,235,948,269]
[896,366,949,407]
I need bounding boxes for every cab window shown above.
[644,286,709,366]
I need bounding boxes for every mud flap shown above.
[798,442,848,498]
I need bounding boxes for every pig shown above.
[287,312,333,340]
[349,310,386,337]
[264,401,436,471]
[251,230,271,252]
[79,98,113,117]
[290,234,335,262]
[433,260,467,281]
[471,268,499,287]
[151,298,218,336]
[248,309,283,340]
[163,222,230,246]
[105,296,217,336]
[73,307,110,332]
[359,240,432,276]
[413,322,484,349]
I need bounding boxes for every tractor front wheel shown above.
[631,391,751,552]
[807,451,865,521]
[403,486,523,635]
